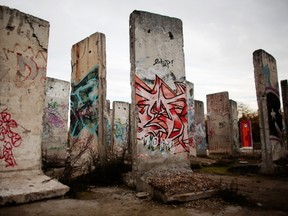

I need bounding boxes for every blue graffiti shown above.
[105,111,112,146]
[263,64,271,86]
[113,119,128,145]
[195,123,207,150]
[70,65,99,137]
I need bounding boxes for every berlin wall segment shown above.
[230,100,239,155]
[68,32,107,177]
[281,80,288,148]
[42,77,70,167]
[186,81,196,156]
[194,100,208,156]
[253,49,285,173]
[105,100,112,151]
[112,101,130,159]
[0,6,49,171]
[206,92,232,154]
[0,6,69,205]
[130,10,190,173]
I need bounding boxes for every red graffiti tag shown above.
[2,43,47,83]
[0,110,23,167]
[135,75,189,152]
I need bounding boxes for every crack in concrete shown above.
[25,15,47,52]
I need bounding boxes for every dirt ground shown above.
[1,154,288,216]
[1,173,288,216]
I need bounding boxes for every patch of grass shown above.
[199,166,230,175]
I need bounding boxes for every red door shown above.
[240,120,253,147]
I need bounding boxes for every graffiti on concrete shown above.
[0,109,22,167]
[153,58,174,68]
[135,75,189,153]
[262,64,272,86]
[2,44,47,84]
[142,134,174,153]
[105,110,112,146]
[113,119,129,156]
[266,87,283,142]
[186,83,195,149]
[195,122,207,150]
[44,101,66,129]
[232,119,239,151]
[207,126,215,139]
[113,119,129,144]
[70,65,99,138]
[262,63,284,143]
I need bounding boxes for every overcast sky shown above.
[1,0,287,111]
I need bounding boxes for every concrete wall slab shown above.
[130,11,189,172]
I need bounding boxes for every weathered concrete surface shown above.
[0,170,69,206]
[206,92,232,154]
[281,80,288,148]
[186,81,196,156]
[42,77,70,167]
[105,100,112,148]
[195,100,208,156]
[0,6,69,206]
[111,101,130,159]
[253,49,285,173]
[0,5,49,171]
[130,10,189,174]
[68,32,107,177]
[229,100,239,155]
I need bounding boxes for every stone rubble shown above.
[141,169,220,197]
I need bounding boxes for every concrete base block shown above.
[0,170,69,206]
[136,169,219,203]
[155,189,217,203]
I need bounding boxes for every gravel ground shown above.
[142,169,220,196]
